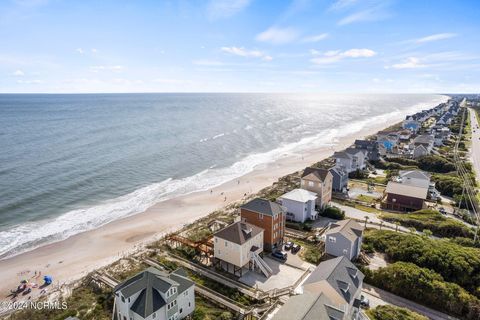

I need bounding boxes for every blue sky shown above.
[0,0,479,93]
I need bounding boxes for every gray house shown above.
[329,167,348,192]
[113,267,195,320]
[325,219,364,261]
[354,139,380,161]
[271,256,365,320]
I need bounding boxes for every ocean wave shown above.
[0,95,449,259]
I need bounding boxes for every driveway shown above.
[239,256,305,292]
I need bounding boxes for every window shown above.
[308,181,314,187]
[225,241,228,247]
[127,298,130,303]
[189,302,191,307]
[180,308,183,314]
[259,213,263,219]
[121,297,125,303]
[328,236,336,243]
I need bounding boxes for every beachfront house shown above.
[354,139,380,161]
[412,134,435,153]
[300,167,333,208]
[240,198,286,252]
[402,118,421,133]
[113,267,195,320]
[333,148,368,174]
[270,256,365,320]
[329,167,348,192]
[279,188,318,223]
[213,221,271,277]
[325,219,364,261]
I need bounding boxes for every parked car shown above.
[272,250,287,260]
[359,295,370,308]
[291,244,301,253]
[284,241,293,251]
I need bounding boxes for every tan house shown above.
[240,198,286,252]
[213,221,271,277]
[300,167,333,209]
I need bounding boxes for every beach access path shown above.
[0,118,411,300]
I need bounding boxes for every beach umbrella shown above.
[43,275,52,284]
[20,279,28,284]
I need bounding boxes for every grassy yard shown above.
[357,194,378,204]
[380,209,474,238]
[287,237,323,265]
[187,271,257,306]
[191,296,235,320]
[366,305,428,320]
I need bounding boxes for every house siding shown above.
[384,193,424,212]
[240,209,284,251]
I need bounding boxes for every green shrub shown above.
[320,206,345,220]
[367,305,428,320]
[366,262,480,319]
[364,230,480,297]
[432,173,463,197]
[417,155,455,173]
[381,209,474,238]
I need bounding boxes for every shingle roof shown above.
[329,167,347,177]
[114,267,194,319]
[386,181,428,199]
[214,221,263,245]
[114,267,176,318]
[413,134,434,144]
[399,170,431,181]
[280,188,317,203]
[271,291,346,320]
[241,198,285,216]
[303,256,364,305]
[326,219,363,242]
[301,167,331,181]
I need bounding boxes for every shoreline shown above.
[0,101,445,298]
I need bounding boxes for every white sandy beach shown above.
[0,119,400,298]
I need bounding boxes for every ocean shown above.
[0,93,448,259]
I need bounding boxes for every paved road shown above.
[332,202,410,233]
[468,107,480,190]
[362,284,458,320]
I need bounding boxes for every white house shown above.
[325,219,364,261]
[333,148,367,173]
[278,188,318,223]
[214,221,271,277]
[113,267,195,320]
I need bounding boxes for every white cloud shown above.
[12,70,24,76]
[414,33,457,44]
[76,48,84,54]
[89,65,124,73]
[342,48,376,58]
[91,48,98,53]
[301,33,329,43]
[337,1,391,26]
[311,48,376,64]
[389,57,426,69]
[329,0,358,11]
[221,46,273,61]
[207,0,252,20]
[256,27,299,45]
[16,79,42,84]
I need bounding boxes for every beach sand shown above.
[0,119,396,298]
